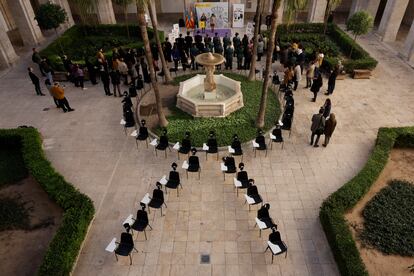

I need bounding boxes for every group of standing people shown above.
[310,99,336,147]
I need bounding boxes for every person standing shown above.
[163,37,173,62]
[172,44,181,71]
[28,67,45,96]
[293,63,301,91]
[45,79,59,108]
[110,70,122,97]
[265,15,272,30]
[233,33,241,57]
[326,65,339,95]
[200,13,207,33]
[323,113,337,147]
[225,43,234,70]
[223,33,231,51]
[50,82,74,112]
[184,32,193,56]
[190,43,200,70]
[100,67,112,96]
[85,58,97,85]
[257,38,264,61]
[236,45,244,70]
[32,48,45,76]
[75,65,86,90]
[118,58,129,85]
[322,98,331,118]
[210,14,216,33]
[310,107,325,147]
[305,60,315,88]
[310,73,323,102]
[40,58,53,84]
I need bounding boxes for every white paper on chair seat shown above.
[228,146,235,154]
[150,139,157,146]
[270,133,276,140]
[255,217,267,229]
[267,241,282,254]
[159,175,168,185]
[120,119,126,125]
[220,163,228,171]
[105,238,117,252]
[202,143,209,151]
[123,214,134,226]
[253,141,260,148]
[173,142,180,150]
[130,130,138,137]
[234,177,242,187]
[182,160,189,169]
[141,193,151,205]
[244,194,255,204]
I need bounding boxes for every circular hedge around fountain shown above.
[157,73,281,147]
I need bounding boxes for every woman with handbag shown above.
[310,73,323,102]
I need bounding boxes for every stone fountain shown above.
[176,52,244,118]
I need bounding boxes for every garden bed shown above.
[144,73,281,147]
[345,149,414,276]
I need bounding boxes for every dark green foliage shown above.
[39,25,164,71]
[346,11,374,39]
[35,2,67,30]
[0,195,30,231]
[0,129,95,276]
[361,180,414,256]
[273,23,378,72]
[320,127,414,276]
[162,73,281,147]
[0,145,27,187]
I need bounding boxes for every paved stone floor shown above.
[1,32,413,276]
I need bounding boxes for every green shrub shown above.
[160,73,281,147]
[320,127,414,276]
[0,128,95,276]
[0,143,27,187]
[361,180,414,256]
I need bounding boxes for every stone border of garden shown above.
[319,126,414,276]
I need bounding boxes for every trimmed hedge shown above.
[275,23,378,73]
[320,127,414,276]
[0,128,95,276]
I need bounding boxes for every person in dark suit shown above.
[28,67,45,96]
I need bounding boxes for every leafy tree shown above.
[285,0,308,32]
[113,0,134,39]
[69,0,96,26]
[248,0,264,81]
[346,11,373,57]
[35,2,67,31]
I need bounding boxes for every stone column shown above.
[0,16,19,69]
[7,0,44,46]
[276,0,284,24]
[348,0,364,18]
[39,0,74,29]
[377,0,409,42]
[364,0,381,18]
[96,0,116,24]
[404,21,414,63]
[307,0,327,23]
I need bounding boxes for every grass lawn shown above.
[158,73,281,147]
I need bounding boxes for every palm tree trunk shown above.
[124,4,130,39]
[323,0,330,34]
[248,0,263,81]
[137,0,168,127]
[147,0,173,83]
[256,0,281,128]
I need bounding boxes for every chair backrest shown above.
[182,138,191,149]
[247,185,259,196]
[136,209,149,224]
[160,135,168,145]
[120,232,134,247]
[237,171,248,181]
[139,126,148,136]
[256,135,265,145]
[207,138,217,149]
[169,171,180,183]
[225,157,236,171]
[231,140,241,150]
[189,156,199,168]
[257,206,270,220]
[153,188,164,202]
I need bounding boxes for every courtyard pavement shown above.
[0,32,413,276]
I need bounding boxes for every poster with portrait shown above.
[194,2,229,28]
[232,4,244,28]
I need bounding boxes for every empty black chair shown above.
[114,224,138,265]
[244,180,263,211]
[177,132,192,159]
[221,156,236,180]
[255,203,277,237]
[148,183,167,216]
[136,119,149,148]
[205,131,219,160]
[230,134,243,160]
[186,148,201,179]
[234,163,249,196]
[254,129,267,157]
[270,123,284,149]
[165,162,182,196]
[265,228,288,263]
[155,128,171,158]
[130,204,153,240]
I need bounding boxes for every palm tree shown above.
[113,0,134,39]
[256,0,282,128]
[285,0,308,33]
[323,0,342,34]
[248,0,264,81]
[136,0,168,127]
[70,0,95,26]
[147,0,173,83]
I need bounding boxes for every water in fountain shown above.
[185,84,236,102]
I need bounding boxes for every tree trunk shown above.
[256,0,281,128]
[136,1,169,127]
[323,0,330,34]
[147,0,173,83]
[248,0,263,81]
[349,34,357,58]
[124,4,130,39]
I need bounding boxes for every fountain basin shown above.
[177,74,244,117]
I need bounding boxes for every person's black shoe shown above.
[311,99,316,102]
[310,142,313,146]
[324,93,329,95]
[63,109,67,113]
[322,144,327,147]
[68,108,74,112]
[314,144,319,148]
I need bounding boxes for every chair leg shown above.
[146,139,148,148]
[216,152,219,161]
[270,141,273,150]
[144,230,147,240]
[265,149,268,157]
[114,253,118,262]
[248,204,251,211]
[259,229,261,237]
[160,207,163,216]
[129,254,132,265]
[135,139,139,149]
[198,169,200,180]
[164,202,168,208]
[272,254,274,264]
[205,152,207,160]
[177,151,180,160]
[148,207,150,214]
[281,142,284,149]
[236,188,239,196]
[264,246,269,253]
[186,170,188,179]
[223,173,225,181]
[254,149,257,158]
[148,224,153,230]
[164,150,167,158]
[177,188,179,197]
[155,149,157,156]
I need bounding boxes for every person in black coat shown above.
[141,59,151,83]
[185,31,193,55]
[257,203,277,228]
[310,73,323,102]
[100,66,112,96]
[28,67,45,96]
[326,66,338,95]
[162,38,173,62]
